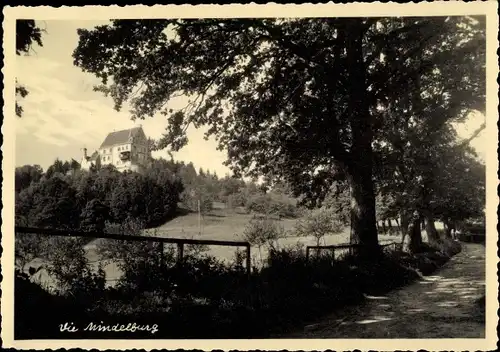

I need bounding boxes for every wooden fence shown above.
[15,226,252,276]
[305,241,401,261]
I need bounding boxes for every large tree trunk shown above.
[443,220,451,238]
[404,212,423,253]
[443,218,454,239]
[344,21,379,256]
[450,221,457,239]
[348,171,378,249]
[400,210,410,246]
[423,211,440,243]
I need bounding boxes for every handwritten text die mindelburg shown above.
[59,321,159,334]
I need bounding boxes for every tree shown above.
[16,176,80,230]
[80,199,110,232]
[372,16,485,249]
[47,237,106,298]
[219,176,245,201]
[15,164,43,194]
[16,20,44,117]
[321,181,351,226]
[73,17,485,254]
[70,159,81,172]
[242,216,285,265]
[46,158,68,178]
[432,145,485,237]
[109,176,132,223]
[294,208,344,248]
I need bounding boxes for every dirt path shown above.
[283,243,485,338]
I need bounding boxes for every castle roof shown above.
[99,127,144,149]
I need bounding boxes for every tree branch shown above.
[457,122,486,147]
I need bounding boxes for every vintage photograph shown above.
[2,3,498,351]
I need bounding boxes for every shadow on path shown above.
[281,243,485,338]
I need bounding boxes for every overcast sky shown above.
[15,20,486,174]
[15,20,231,175]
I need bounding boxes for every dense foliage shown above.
[15,156,305,236]
[15,159,183,232]
[73,16,485,250]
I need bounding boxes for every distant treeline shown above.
[15,157,303,232]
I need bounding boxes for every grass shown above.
[153,208,396,257]
[154,208,297,240]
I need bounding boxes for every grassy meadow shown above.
[25,207,444,289]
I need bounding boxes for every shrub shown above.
[47,237,106,300]
[431,237,462,257]
[15,233,51,271]
[97,218,177,293]
[227,192,247,208]
[245,192,299,219]
[245,193,272,214]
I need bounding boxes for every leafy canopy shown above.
[73,17,485,206]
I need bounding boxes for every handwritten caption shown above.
[60,321,159,335]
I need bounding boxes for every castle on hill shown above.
[80,126,150,173]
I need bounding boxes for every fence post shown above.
[306,247,310,261]
[331,248,335,261]
[177,242,184,265]
[246,245,251,277]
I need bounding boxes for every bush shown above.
[14,269,80,339]
[245,192,299,218]
[46,237,106,301]
[431,237,462,257]
[15,233,51,271]
[227,192,248,208]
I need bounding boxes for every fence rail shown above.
[15,226,252,275]
[305,241,401,261]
